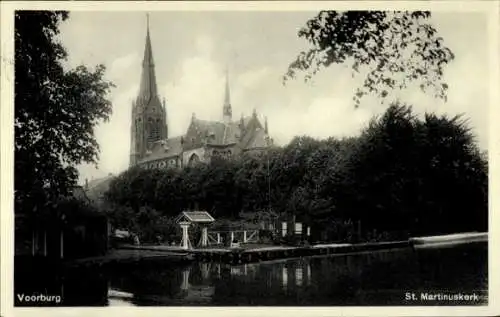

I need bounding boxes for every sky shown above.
[57,10,490,183]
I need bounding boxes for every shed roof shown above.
[176,211,215,223]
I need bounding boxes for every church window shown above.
[147,117,161,143]
[159,161,166,168]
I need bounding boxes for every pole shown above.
[60,231,64,259]
[266,136,272,224]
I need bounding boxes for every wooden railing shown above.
[207,230,259,246]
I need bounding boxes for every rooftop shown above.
[176,211,215,223]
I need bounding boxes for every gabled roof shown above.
[176,211,215,223]
[192,119,226,144]
[245,127,270,149]
[143,136,184,162]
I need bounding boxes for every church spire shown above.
[137,13,158,105]
[223,66,232,123]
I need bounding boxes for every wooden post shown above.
[217,232,221,244]
[243,230,247,243]
[201,226,208,247]
[43,231,47,257]
[179,221,191,250]
[31,230,35,256]
[60,231,64,259]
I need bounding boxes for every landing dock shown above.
[115,232,487,264]
[120,241,410,264]
[190,241,410,264]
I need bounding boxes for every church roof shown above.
[193,119,227,144]
[139,114,270,164]
[191,118,245,146]
[244,127,270,149]
[142,136,184,162]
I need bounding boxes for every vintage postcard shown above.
[1,1,498,317]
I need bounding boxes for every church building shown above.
[130,18,273,170]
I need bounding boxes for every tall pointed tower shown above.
[223,68,232,124]
[130,14,168,167]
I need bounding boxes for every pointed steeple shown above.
[137,13,158,105]
[265,116,268,134]
[223,66,232,123]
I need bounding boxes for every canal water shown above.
[16,242,488,306]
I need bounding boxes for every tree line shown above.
[104,104,488,243]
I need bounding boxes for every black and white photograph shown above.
[1,1,498,316]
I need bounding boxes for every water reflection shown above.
[105,243,487,306]
[14,243,488,306]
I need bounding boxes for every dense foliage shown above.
[285,11,455,107]
[105,104,487,243]
[14,11,114,216]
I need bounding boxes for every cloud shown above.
[265,92,374,146]
[107,53,140,82]
[238,67,271,89]
[163,37,225,137]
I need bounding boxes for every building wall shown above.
[141,156,182,169]
[182,147,207,167]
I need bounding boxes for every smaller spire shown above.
[192,112,196,121]
[252,108,257,118]
[265,116,268,134]
[223,66,232,122]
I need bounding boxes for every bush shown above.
[258,229,275,244]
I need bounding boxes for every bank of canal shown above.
[116,232,487,265]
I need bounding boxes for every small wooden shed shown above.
[175,211,215,249]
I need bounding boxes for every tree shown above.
[335,104,487,237]
[15,11,114,215]
[285,11,455,107]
